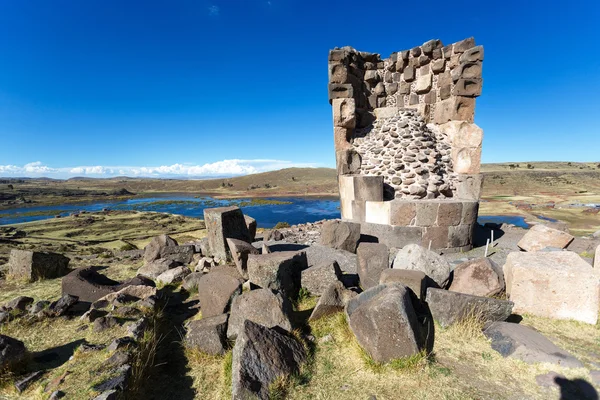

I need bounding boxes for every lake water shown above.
[0,195,532,229]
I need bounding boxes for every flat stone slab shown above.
[517,224,574,252]
[483,322,583,368]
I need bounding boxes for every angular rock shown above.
[320,220,361,253]
[49,294,79,317]
[503,251,600,324]
[426,288,513,328]
[107,337,135,352]
[194,257,213,272]
[379,269,427,299]
[204,206,252,261]
[156,266,191,285]
[3,296,34,312]
[227,238,260,280]
[227,289,293,340]
[309,281,357,321]
[182,272,204,292]
[62,267,153,303]
[185,314,229,355]
[247,251,306,299]
[346,284,423,363]
[267,229,284,241]
[144,234,178,262]
[357,242,389,290]
[303,244,358,273]
[137,259,181,280]
[0,334,26,370]
[232,320,306,400]
[244,215,257,241]
[393,244,451,288]
[93,364,131,392]
[159,245,194,264]
[518,224,574,252]
[449,258,504,297]
[94,316,118,332]
[483,322,583,368]
[8,250,70,281]
[197,271,242,318]
[15,370,44,393]
[126,318,147,339]
[94,285,157,308]
[301,261,342,296]
[93,391,118,400]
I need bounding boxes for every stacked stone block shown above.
[329,37,484,251]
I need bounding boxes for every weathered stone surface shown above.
[0,334,26,370]
[357,242,389,289]
[227,289,293,340]
[503,251,600,324]
[144,234,178,262]
[232,320,306,400]
[595,244,600,268]
[393,244,451,288]
[301,261,342,296]
[137,259,181,280]
[346,284,422,362]
[437,202,463,226]
[415,73,432,94]
[197,271,242,319]
[182,272,204,292]
[389,200,416,226]
[320,220,361,253]
[159,245,194,265]
[328,83,353,102]
[332,98,356,129]
[379,269,427,299]
[433,96,475,124]
[426,288,513,328]
[49,294,79,317]
[483,322,583,368]
[244,215,257,242]
[247,251,306,298]
[185,314,228,355]
[453,78,483,97]
[309,281,357,321]
[517,224,574,252]
[95,285,157,308]
[336,148,362,174]
[62,268,154,304]
[2,296,34,312]
[415,202,438,227]
[8,250,70,281]
[303,244,357,273]
[459,45,484,63]
[449,258,504,297]
[156,266,191,285]
[203,206,251,262]
[227,238,260,280]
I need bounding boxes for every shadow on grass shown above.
[31,338,86,371]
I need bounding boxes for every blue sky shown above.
[0,0,599,178]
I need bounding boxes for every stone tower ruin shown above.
[328,37,484,251]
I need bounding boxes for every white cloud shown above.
[0,159,319,179]
[208,5,219,16]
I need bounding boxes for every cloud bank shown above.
[0,159,319,179]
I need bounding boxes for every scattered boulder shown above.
[203,206,252,262]
[126,317,147,339]
[379,269,427,299]
[49,294,79,317]
[137,259,181,280]
[320,220,361,253]
[346,284,423,363]
[94,316,118,332]
[62,267,153,303]
[15,370,44,393]
[504,251,600,324]
[156,266,191,285]
[185,314,229,355]
[182,272,204,292]
[8,250,70,281]
[227,289,293,340]
[226,238,260,279]
[267,229,284,241]
[144,234,178,262]
[426,288,513,328]
[449,258,505,297]
[232,320,306,400]
[244,215,257,242]
[159,245,195,265]
[197,271,242,318]
[3,296,34,313]
[247,251,307,299]
[392,244,451,288]
[357,242,389,290]
[93,285,157,309]
[194,257,214,272]
[301,261,342,296]
[309,281,357,321]
[0,334,26,370]
[483,322,583,368]
[517,224,574,252]
[304,244,358,273]
[93,364,131,392]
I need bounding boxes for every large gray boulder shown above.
[426,288,513,328]
[197,271,242,318]
[159,245,195,265]
[483,322,583,368]
[227,289,293,340]
[137,259,181,280]
[379,269,427,299]
[247,251,306,299]
[301,261,342,296]
[346,284,423,363]
[392,244,451,288]
[309,281,357,321]
[144,234,178,262]
[303,244,357,273]
[320,220,361,253]
[0,334,26,370]
[185,314,229,355]
[226,238,260,280]
[203,206,251,261]
[8,250,70,281]
[357,242,389,290]
[182,272,204,292]
[517,224,574,252]
[232,320,306,400]
[244,215,257,242]
[449,258,505,297]
[156,266,191,285]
